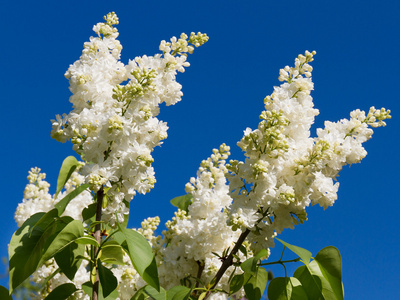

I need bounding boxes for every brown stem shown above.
[195,260,205,289]
[92,188,104,300]
[204,229,250,299]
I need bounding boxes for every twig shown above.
[204,229,250,299]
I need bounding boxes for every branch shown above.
[92,187,104,300]
[195,260,205,288]
[204,228,250,299]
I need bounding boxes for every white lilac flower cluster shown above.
[50,12,208,224]
[153,145,247,299]
[227,51,391,253]
[110,253,146,300]
[15,167,92,227]
[15,168,53,227]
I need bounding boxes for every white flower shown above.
[227,50,390,252]
[157,145,244,293]
[51,13,208,225]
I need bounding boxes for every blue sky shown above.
[1,1,399,298]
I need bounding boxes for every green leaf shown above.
[243,267,268,300]
[167,286,192,300]
[239,245,248,257]
[144,285,167,300]
[294,261,336,300]
[241,248,269,275]
[9,213,45,291]
[230,273,245,294]
[267,277,308,300]
[198,292,207,300]
[82,281,119,300]
[98,261,118,298]
[131,285,176,300]
[88,221,106,231]
[293,246,344,300]
[100,241,125,265]
[9,212,45,259]
[314,247,344,300]
[131,294,145,300]
[39,220,85,266]
[275,238,312,266]
[130,285,168,300]
[29,209,59,235]
[82,203,97,222]
[55,242,85,280]
[56,156,79,197]
[55,184,90,216]
[9,214,72,292]
[44,283,77,300]
[114,225,160,291]
[74,235,100,248]
[170,194,193,212]
[0,285,12,300]
[130,286,147,300]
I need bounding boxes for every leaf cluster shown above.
[267,239,344,300]
[5,157,160,299]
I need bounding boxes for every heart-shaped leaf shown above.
[314,246,344,300]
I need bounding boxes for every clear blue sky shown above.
[1,1,399,298]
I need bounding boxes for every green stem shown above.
[283,262,288,278]
[279,246,286,261]
[259,257,301,266]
